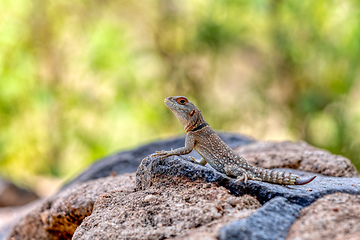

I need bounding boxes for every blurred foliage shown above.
[0,0,360,190]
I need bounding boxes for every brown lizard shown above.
[154,96,316,185]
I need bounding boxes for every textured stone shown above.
[0,201,39,236]
[235,141,359,177]
[287,193,360,240]
[7,174,135,240]
[73,180,260,240]
[219,197,302,240]
[6,133,252,239]
[6,134,360,240]
[136,155,360,207]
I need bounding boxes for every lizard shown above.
[153,96,316,185]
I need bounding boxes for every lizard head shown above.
[164,96,206,132]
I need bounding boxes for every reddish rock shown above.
[5,136,360,240]
[7,174,135,240]
[73,179,260,240]
[287,193,360,240]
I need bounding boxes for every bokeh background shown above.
[1,0,360,195]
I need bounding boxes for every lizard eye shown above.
[176,97,188,105]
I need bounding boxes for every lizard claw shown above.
[234,174,248,184]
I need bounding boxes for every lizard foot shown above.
[224,164,251,184]
[153,150,172,160]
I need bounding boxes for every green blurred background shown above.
[1,0,360,194]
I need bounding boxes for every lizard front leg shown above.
[224,165,261,184]
[154,132,195,159]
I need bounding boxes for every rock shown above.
[73,179,260,239]
[0,179,38,207]
[7,173,135,240]
[7,202,51,240]
[136,155,360,206]
[235,141,359,177]
[63,133,254,189]
[218,197,302,240]
[287,193,360,240]
[0,201,40,236]
[6,134,360,239]
[0,180,39,240]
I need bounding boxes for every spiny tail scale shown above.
[252,167,316,185]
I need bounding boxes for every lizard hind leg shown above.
[224,165,251,184]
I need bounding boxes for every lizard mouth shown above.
[164,97,189,127]
[164,98,178,110]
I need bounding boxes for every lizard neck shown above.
[190,122,208,132]
[185,114,207,133]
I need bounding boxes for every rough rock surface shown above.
[5,134,360,240]
[4,133,252,239]
[135,155,360,239]
[8,174,135,240]
[287,193,360,240]
[73,180,260,239]
[235,141,358,177]
[219,197,302,240]
[63,133,254,189]
[0,201,40,237]
[137,155,360,206]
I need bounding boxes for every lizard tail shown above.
[252,168,316,185]
[295,175,316,185]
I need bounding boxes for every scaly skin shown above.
[154,96,316,185]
